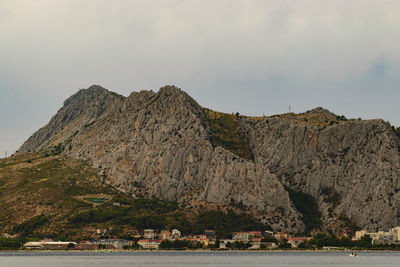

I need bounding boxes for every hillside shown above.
[0,153,269,240]
[14,85,400,235]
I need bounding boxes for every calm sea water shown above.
[0,251,399,267]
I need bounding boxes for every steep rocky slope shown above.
[18,85,400,233]
[243,111,400,232]
[19,85,124,153]
[19,85,303,232]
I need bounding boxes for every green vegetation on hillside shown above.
[0,237,28,250]
[268,109,351,127]
[0,153,272,240]
[0,153,118,237]
[69,197,176,231]
[12,215,51,236]
[285,186,322,233]
[321,186,341,207]
[392,126,400,139]
[192,209,271,239]
[69,204,270,239]
[159,239,203,250]
[204,109,254,160]
[298,233,371,249]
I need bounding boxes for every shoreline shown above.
[2,249,400,253]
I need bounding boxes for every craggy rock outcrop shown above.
[242,110,400,232]
[19,85,124,153]
[19,85,400,233]
[19,85,304,232]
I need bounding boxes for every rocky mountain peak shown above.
[158,84,183,95]
[63,85,120,107]
[17,85,400,234]
[308,107,329,113]
[153,85,205,119]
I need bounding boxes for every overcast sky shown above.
[1,0,400,157]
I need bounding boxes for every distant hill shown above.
[8,85,400,236]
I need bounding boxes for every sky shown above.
[1,0,400,157]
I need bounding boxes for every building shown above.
[138,239,162,249]
[355,227,400,245]
[160,230,171,240]
[264,230,274,237]
[274,232,289,240]
[219,239,234,249]
[2,233,19,239]
[144,229,155,239]
[249,231,262,238]
[96,228,108,235]
[232,232,251,241]
[171,229,181,239]
[91,239,132,249]
[262,242,278,248]
[232,231,262,242]
[23,241,77,250]
[249,238,262,249]
[355,230,369,240]
[205,230,216,240]
[23,242,45,249]
[287,237,311,248]
[186,236,210,247]
[192,235,207,240]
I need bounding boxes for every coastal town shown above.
[8,226,400,251]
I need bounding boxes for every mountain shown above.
[16,85,400,234]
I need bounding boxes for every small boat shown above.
[349,253,358,257]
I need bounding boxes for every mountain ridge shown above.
[16,85,400,234]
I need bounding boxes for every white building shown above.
[138,239,161,249]
[23,241,77,249]
[355,227,400,245]
[171,229,181,239]
[92,239,131,249]
[144,229,155,239]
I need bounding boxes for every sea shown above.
[0,251,399,267]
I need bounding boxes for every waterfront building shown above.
[91,239,132,249]
[171,229,181,239]
[232,232,251,241]
[204,230,216,240]
[355,226,400,245]
[274,232,289,240]
[137,239,162,249]
[23,241,77,250]
[160,230,171,240]
[144,229,155,239]
[287,237,311,248]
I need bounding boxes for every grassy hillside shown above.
[0,153,118,238]
[0,153,269,241]
[264,108,351,127]
[204,109,254,160]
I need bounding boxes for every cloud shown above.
[1,0,400,155]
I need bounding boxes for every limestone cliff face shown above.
[19,85,303,232]
[242,109,400,232]
[19,85,400,233]
[19,85,124,153]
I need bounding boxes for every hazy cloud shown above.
[1,0,400,156]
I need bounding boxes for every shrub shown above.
[12,215,50,236]
[285,186,322,233]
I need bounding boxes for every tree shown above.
[67,243,75,249]
[278,239,292,249]
[356,235,372,248]
[97,244,107,250]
